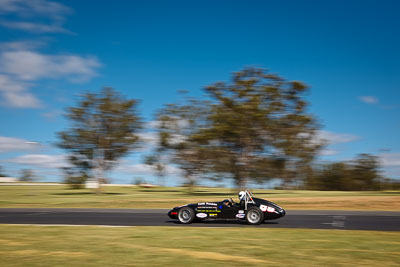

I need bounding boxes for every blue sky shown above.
[0,0,399,186]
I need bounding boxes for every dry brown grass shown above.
[0,185,399,210]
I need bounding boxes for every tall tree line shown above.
[305,154,383,191]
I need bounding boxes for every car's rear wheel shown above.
[178,207,195,224]
[246,207,263,225]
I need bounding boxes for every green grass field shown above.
[0,225,399,266]
[0,185,399,210]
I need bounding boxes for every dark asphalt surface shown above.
[0,209,399,231]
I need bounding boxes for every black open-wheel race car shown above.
[168,190,285,225]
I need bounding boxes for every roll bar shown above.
[242,190,255,210]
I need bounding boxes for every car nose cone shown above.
[280,209,286,217]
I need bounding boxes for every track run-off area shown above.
[0,209,399,231]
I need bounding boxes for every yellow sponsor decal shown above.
[197,210,221,213]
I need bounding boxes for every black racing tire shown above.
[245,207,263,225]
[177,207,195,224]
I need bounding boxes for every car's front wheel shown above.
[246,207,263,225]
[177,207,195,224]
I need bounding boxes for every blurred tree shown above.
[153,68,322,188]
[305,153,382,191]
[195,68,322,188]
[351,153,381,190]
[62,167,88,189]
[133,177,145,185]
[153,97,211,189]
[0,166,6,177]
[144,154,166,186]
[20,169,35,182]
[57,87,142,190]
[382,179,400,190]
[318,162,353,191]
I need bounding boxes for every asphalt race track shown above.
[0,209,399,231]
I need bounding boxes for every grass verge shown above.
[0,185,399,210]
[0,225,399,266]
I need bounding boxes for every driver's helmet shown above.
[238,191,246,201]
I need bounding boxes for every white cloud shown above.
[0,50,101,82]
[137,132,158,147]
[0,48,102,108]
[145,120,161,129]
[0,0,72,18]
[3,90,41,108]
[0,21,70,34]
[317,130,360,145]
[315,130,360,157]
[136,131,165,153]
[319,149,339,156]
[0,74,41,107]
[0,0,102,108]
[377,153,400,178]
[0,40,46,51]
[136,130,188,154]
[359,96,379,104]
[0,0,72,33]
[0,1,102,108]
[41,109,62,121]
[6,153,67,168]
[379,153,400,167]
[0,136,41,153]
